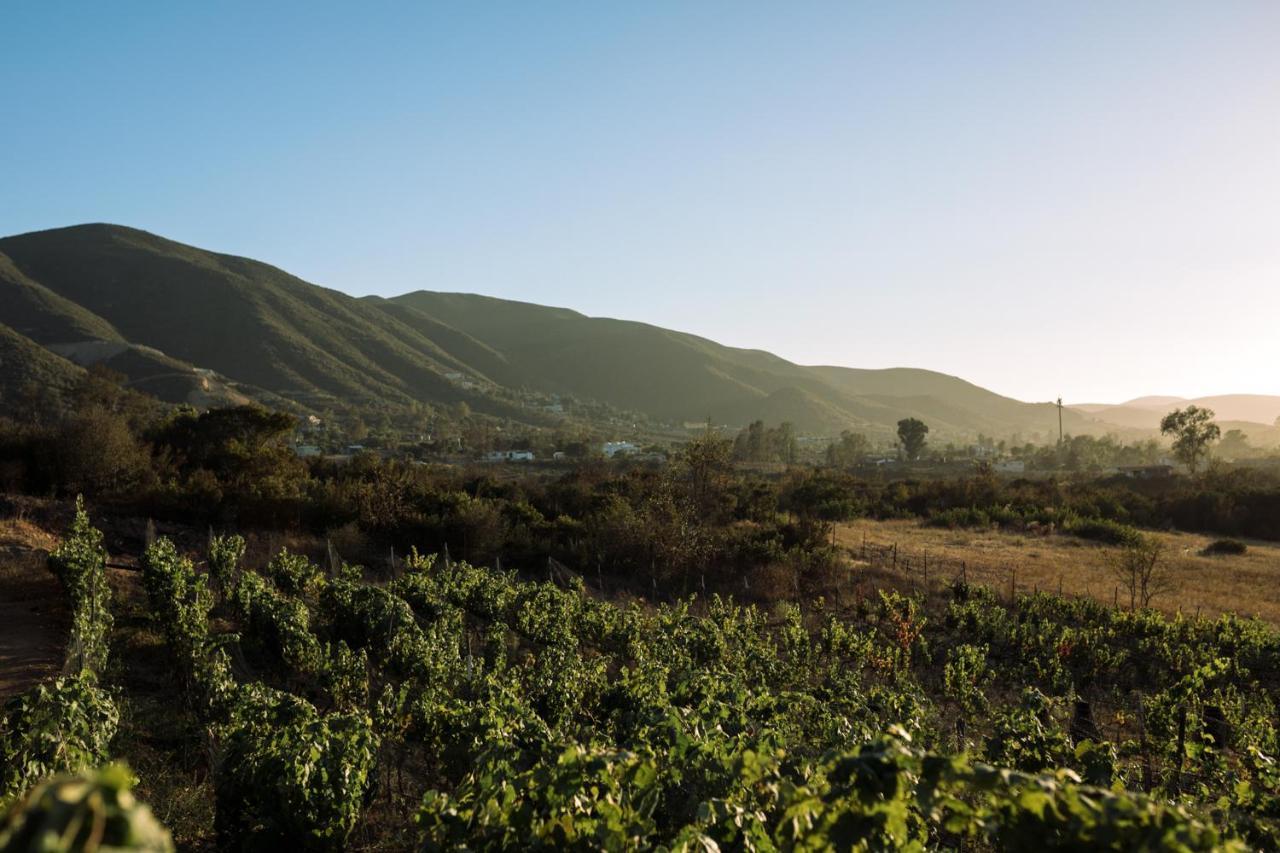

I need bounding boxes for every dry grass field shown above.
[835,518,1280,624]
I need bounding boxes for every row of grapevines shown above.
[1,502,175,851]
[135,530,1280,848]
[141,536,379,850]
[1,500,118,801]
[387,557,1251,849]
[47,496,114,676]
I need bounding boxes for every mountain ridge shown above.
[1072,395,1280,430]
[0,223,1255,440]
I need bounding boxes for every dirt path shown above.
[0,546,67,698]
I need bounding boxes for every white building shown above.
[485,450,535,462]
[603,441,640,458]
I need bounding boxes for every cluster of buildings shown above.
[483,449,536,462]
[602,441,640,458]
[481,440,662,464]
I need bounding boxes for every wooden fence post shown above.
[1070,700,1101,744]
[1174,704,1188,788]
[1203,704,1230,750]
[1136,693,1153,792]
[326,539,339,577]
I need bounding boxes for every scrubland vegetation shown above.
[2,499,1279,849]
[3,375,1280,849]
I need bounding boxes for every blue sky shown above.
[3,2,1278,403]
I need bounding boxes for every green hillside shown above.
[393,291,1103,438]
[0,223,1155,438]
[0,321,85,402]
[0,225,525,418]
[0,251,124,344]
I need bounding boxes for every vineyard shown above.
[2,502,1279,850]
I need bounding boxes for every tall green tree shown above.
[732,420,798,464]
[825,430,870,468]
[677,429,735,521]
[896,418,929,462]
[150,405,304,502]
[774,421,798,465]
[1160,406,1220,474]
[1217,429,1252,460]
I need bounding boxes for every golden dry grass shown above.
[0,516,58,598]
[835,519,1280,624]
[0,515,57,552]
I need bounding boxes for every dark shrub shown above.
[1203,538,1247,556]
[1064,516,1143,546]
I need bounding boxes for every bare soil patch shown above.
[0,544,67,698]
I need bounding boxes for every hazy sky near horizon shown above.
[4,2,1278,404]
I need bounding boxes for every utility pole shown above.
[1056,397,1064,445]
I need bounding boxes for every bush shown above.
[47,497,113,675]
[0,764,173,851]
[928,507,992,529]
[0,675,119,800]
[1063,516,1143,546]
[208,532,246,597]
[1203,538,1248,556]
[265,548,322,596]
[215,688,377,850]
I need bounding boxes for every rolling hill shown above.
[392,290,1103,438]
[0,225,529,417]
[0,222,1205,439]
[1127,395,1280,424]
[1073,395,1280,432]
[0,320,86,403]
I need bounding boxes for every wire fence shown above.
[852,534,1003,597]
[847,533,1149,613]
[849,534,1242,791]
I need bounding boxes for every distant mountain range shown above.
[1074,395,1280,420]
[0,223,1275,442]
[1072,396,1280,433]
